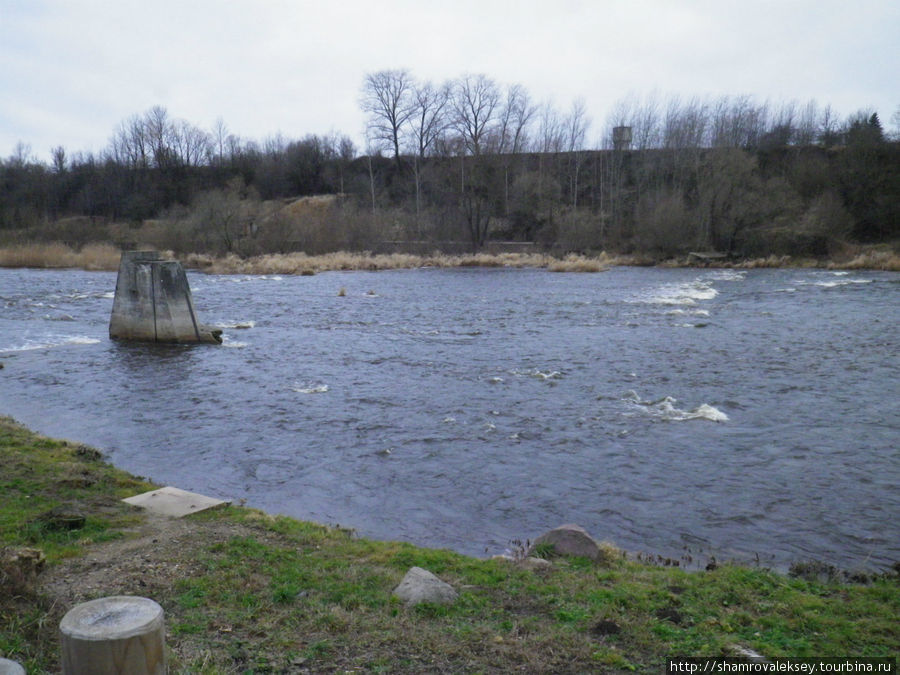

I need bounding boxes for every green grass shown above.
[1,415,898,672]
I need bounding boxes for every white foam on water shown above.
[705,270,746,282]
[811,279,873,288]
[1,335,101,353]
[639,279,719,306]
[510,368,563,380]
[665,309,710,317]
[832,271,850,276]
[622,390,729,422]
[230,275,284,283]
[291,383,329,394]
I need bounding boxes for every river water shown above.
[1,265,897,570]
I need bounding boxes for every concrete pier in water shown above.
[109,251,222,344]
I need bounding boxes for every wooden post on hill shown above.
[59,596,166,674]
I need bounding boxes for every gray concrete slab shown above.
[123,486,229,518]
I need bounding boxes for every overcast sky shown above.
[1,0,898,162]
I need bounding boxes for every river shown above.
[1,265,897,571]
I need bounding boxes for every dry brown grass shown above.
[5,244,894,274]
[0,243,120,270]
[830,249,900,271]
[547,253,611,272]
[733,255,796,269]
[191,250,614,275]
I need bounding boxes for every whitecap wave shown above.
[665,309,710,317]
[511,368,563,380]
[705,270,746,282]
[812,279,873,288]
[622,390,728,422]
[292,383,329,394]
[230,275,284,283]
[640,279,718,306]
[1,335,101,353]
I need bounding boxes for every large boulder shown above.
[392,567,458,606]
[528,524,602,561]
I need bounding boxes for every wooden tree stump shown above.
[59,596,165,674]
[0,657,26,675]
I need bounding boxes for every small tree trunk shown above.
[60,596,165,674]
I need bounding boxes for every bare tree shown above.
[494,84,535,216]
[360,69,415,165]
[408,80,451,158]
[564,98,590,152]
[564,98,591,208]
[173,120,211,167]
[144,105,176,168]
[818,104,841,146]
[536,100,565,153]
[496,84,535,154]
[794,99,819,146]
[451,74,501,156]
[212,117,229,166]
[633,93,661,150]
[51,146,67,173]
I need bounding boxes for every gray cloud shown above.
[2,0,897,161]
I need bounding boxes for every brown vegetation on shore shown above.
[0,243,121,270]
[2,242,899,274]
[189,250,620,274]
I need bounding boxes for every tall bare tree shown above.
[408,80,450,159]
[451,74,500,156]
[211,117,229,166]
[360,69,415,165]
[564,98,591,208]
[497,84,535,154]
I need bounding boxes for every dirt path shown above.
[39,510,256,610]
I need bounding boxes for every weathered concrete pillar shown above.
[109,250,222,344]
[59,596,166,674]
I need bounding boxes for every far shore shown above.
[0,241,898,274]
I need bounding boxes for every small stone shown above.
[392,566,458,606]
[726,644,767,662]
[528,524,602,561]
[34,509,86,532]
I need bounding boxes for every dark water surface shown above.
[1,266,897,570]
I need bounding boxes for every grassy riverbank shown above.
[1,242,899,274]
[1,417,898,672]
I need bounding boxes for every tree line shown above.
[1,72,898,258]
